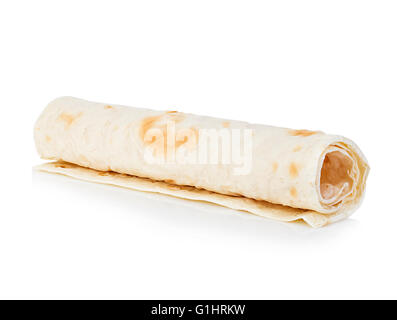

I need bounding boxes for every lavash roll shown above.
[34,97,369,227]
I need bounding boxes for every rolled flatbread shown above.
[34,97,369,227]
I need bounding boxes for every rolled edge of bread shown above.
[316,139,369,215]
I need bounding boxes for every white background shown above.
[0,0,396,299]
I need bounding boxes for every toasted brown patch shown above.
[104,105,114,109]
[146,126,167,157]
[54,162,76,169]
[222,121,230,128]
[293,145,302,152]
[139,113,192,158]
[290,187,297,197]
[176,128,195,153]
[140,112,186,140]
[175,127,198,150]
[175,135,188,149]
[188,127,199,144]
[289,162,299,178]
[272,162,278,173]
[189,127,199,149]
[164,179,176,184]
[97,171,111,176]
[289,129,318,137]
[166,111,185,123]
[58,112,83,128]
[139,115,163,141]
[45,135,51,142]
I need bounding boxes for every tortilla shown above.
[34,97,369,227]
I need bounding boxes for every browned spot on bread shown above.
[58,112,83,128]
[54,162,75,169]
[139,115,163,141]
[293,145,302,152]
[104,105,114,109]
[164,179,176,184]
[97,171,111,176]
[290,187,297,197]
[166,111,185,123]
[140,112,185,141]
[45,135,51,142]
[289,162,299,178]
[175,135,188,149]
[176,127,199,150]
[222,121,230,128]
[140,113,191,158]
[140,117,167,158]
[289,129,318,137]
[272,162,278,172]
